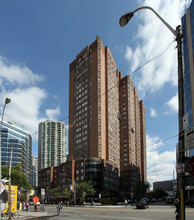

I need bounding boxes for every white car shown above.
[36,202,40,206]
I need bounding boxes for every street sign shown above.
[186,156,194,176]
[0,189,8,203]
[185,127,194,150]
[176,163,185,173]
[41,188,45,196]
[33,196,39,204]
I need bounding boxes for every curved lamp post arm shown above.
[119,5,185,220]
[119,6,176,37]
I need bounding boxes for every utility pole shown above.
[119,7,186,220]
[176,25,185,220]
[8,141,14,220]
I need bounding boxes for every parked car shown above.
[185,198,194,207]
[166,197,174,204]
[36,201,40,206]
[136,200,149,209]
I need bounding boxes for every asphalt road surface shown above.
[37,205,194,220]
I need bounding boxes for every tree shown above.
[134,180,151,200]
[76,181,96,202]
[49,187,61,197]
[64,188,71,199]
[147,188,168,201]
[2,165,31,190]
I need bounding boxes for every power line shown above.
[147,134,178,148]
[30,40,175,137]
[146,134,178,156]
[147,146,176,157]
[60,39,175,123]
[129,40,175,77]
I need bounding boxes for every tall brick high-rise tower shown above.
[69,37,120,169]
[69,37,146,188]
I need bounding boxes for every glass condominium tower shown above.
[182,0,194,156]
[38,120,67,171]
[0,120,32,184]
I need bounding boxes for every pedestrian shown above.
[25,201,29,211]
[57,202,62,215]
[125,199,127,207]
[34,203,37,212]
[174,198,179,220]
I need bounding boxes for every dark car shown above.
[185,198,194,207]
[136,200,149,209]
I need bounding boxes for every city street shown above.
[31,205,194,220]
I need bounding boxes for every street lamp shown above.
[68,179,76,205]
[119,6,185,220]
[0,98,11,219]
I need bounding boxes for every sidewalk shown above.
[18,210,50,219]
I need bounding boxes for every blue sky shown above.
[0,0,191,187]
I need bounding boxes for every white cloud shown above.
[1,87,46,133]
[150,108,158,117]
[166,93,178,113]
[146,135,176,187]
[46,107,61,120]
[125,0,186,98]
[0,57,61,142]
[0,56,44,88]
